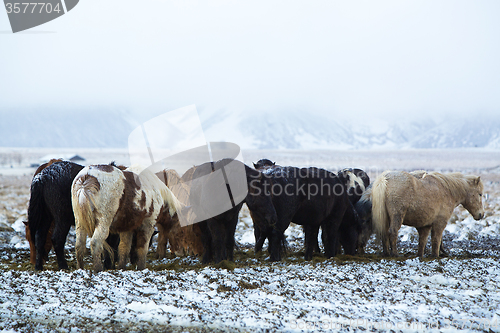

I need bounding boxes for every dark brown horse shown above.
[24,158,62,266]
[188,159,277,264]
[27,160,90,270]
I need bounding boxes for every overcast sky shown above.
[1,0,499,121]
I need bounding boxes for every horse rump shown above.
[72,173,114,267]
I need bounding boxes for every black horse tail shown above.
[27,177,47,245]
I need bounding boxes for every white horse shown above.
[372,170,484,257]
[71,164,181,272]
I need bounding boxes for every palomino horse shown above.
[372,170,484,257]
[155,168,203,258]
[72,164,181,272]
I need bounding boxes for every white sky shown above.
[1,0,499,120]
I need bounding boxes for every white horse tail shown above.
[371,171,390,238]
[72,173,101,238]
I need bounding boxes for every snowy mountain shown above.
[1,108,499,149]
[200,108,500,150]
[0,108,135,148]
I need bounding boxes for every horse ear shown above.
[272,162,276,165]
[23,221,28,226]
[253,163,258,169]
[475,176,481,185]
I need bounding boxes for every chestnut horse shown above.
[155,168,203,258]
[372,170,484,257]
[72,164,181,272]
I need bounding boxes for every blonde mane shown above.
[126,165,184,216]
[424,172,480,198]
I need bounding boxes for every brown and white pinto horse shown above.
[71,164,181,272]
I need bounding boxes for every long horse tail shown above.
[371,171,390,238]
[27,177,48,249]
[71,174,114,260]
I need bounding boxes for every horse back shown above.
[29,161,84,231]
[380,171,455,227]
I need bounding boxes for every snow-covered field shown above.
[1,149,500,332]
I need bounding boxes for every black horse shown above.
[252,160,370,258]
[354,184,373,254]
[187,159,277,264]
[27,161,120,271]
[329,168,370,254]
[249,165,352,261]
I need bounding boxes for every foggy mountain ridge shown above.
[1,109,499,149]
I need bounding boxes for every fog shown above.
[1,0,499,121]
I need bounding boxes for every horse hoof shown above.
[58,262,69,270]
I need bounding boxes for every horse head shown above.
[463,176,484,220]
[245,166,278,228]
[253,159,276,170]
[338,168,370,203]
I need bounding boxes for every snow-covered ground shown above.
[1,149,500,332]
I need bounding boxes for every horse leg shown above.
[89,225,110,273]
[208,219,226,264]
[253,223,266,253]
[381,234,391,257]
[323,222,340,259]
[118,232,133,269]
[134,224,155,270]
[339,222,358,256]
[44,222,54,263]
[199,221,213,264]
[226,214,239,262]
[75,225,87,270]
[268,228,284,261]
[304,224,320,260]
[431,220,448,258]
[51,216,72,270]
[416,226,431,257]
[104,233,120,269]
[439,239,449,257]
[303,225,321,255]
[155,223,167,259]
[34,221,51,271]
[387,212,405,257]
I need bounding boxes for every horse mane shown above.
[358,184,372,204]
[128,166,184,217]
[110,161,128,171]
[156,169,181,187]
[424,172,480,198]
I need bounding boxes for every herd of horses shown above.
[25,157,485,272]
